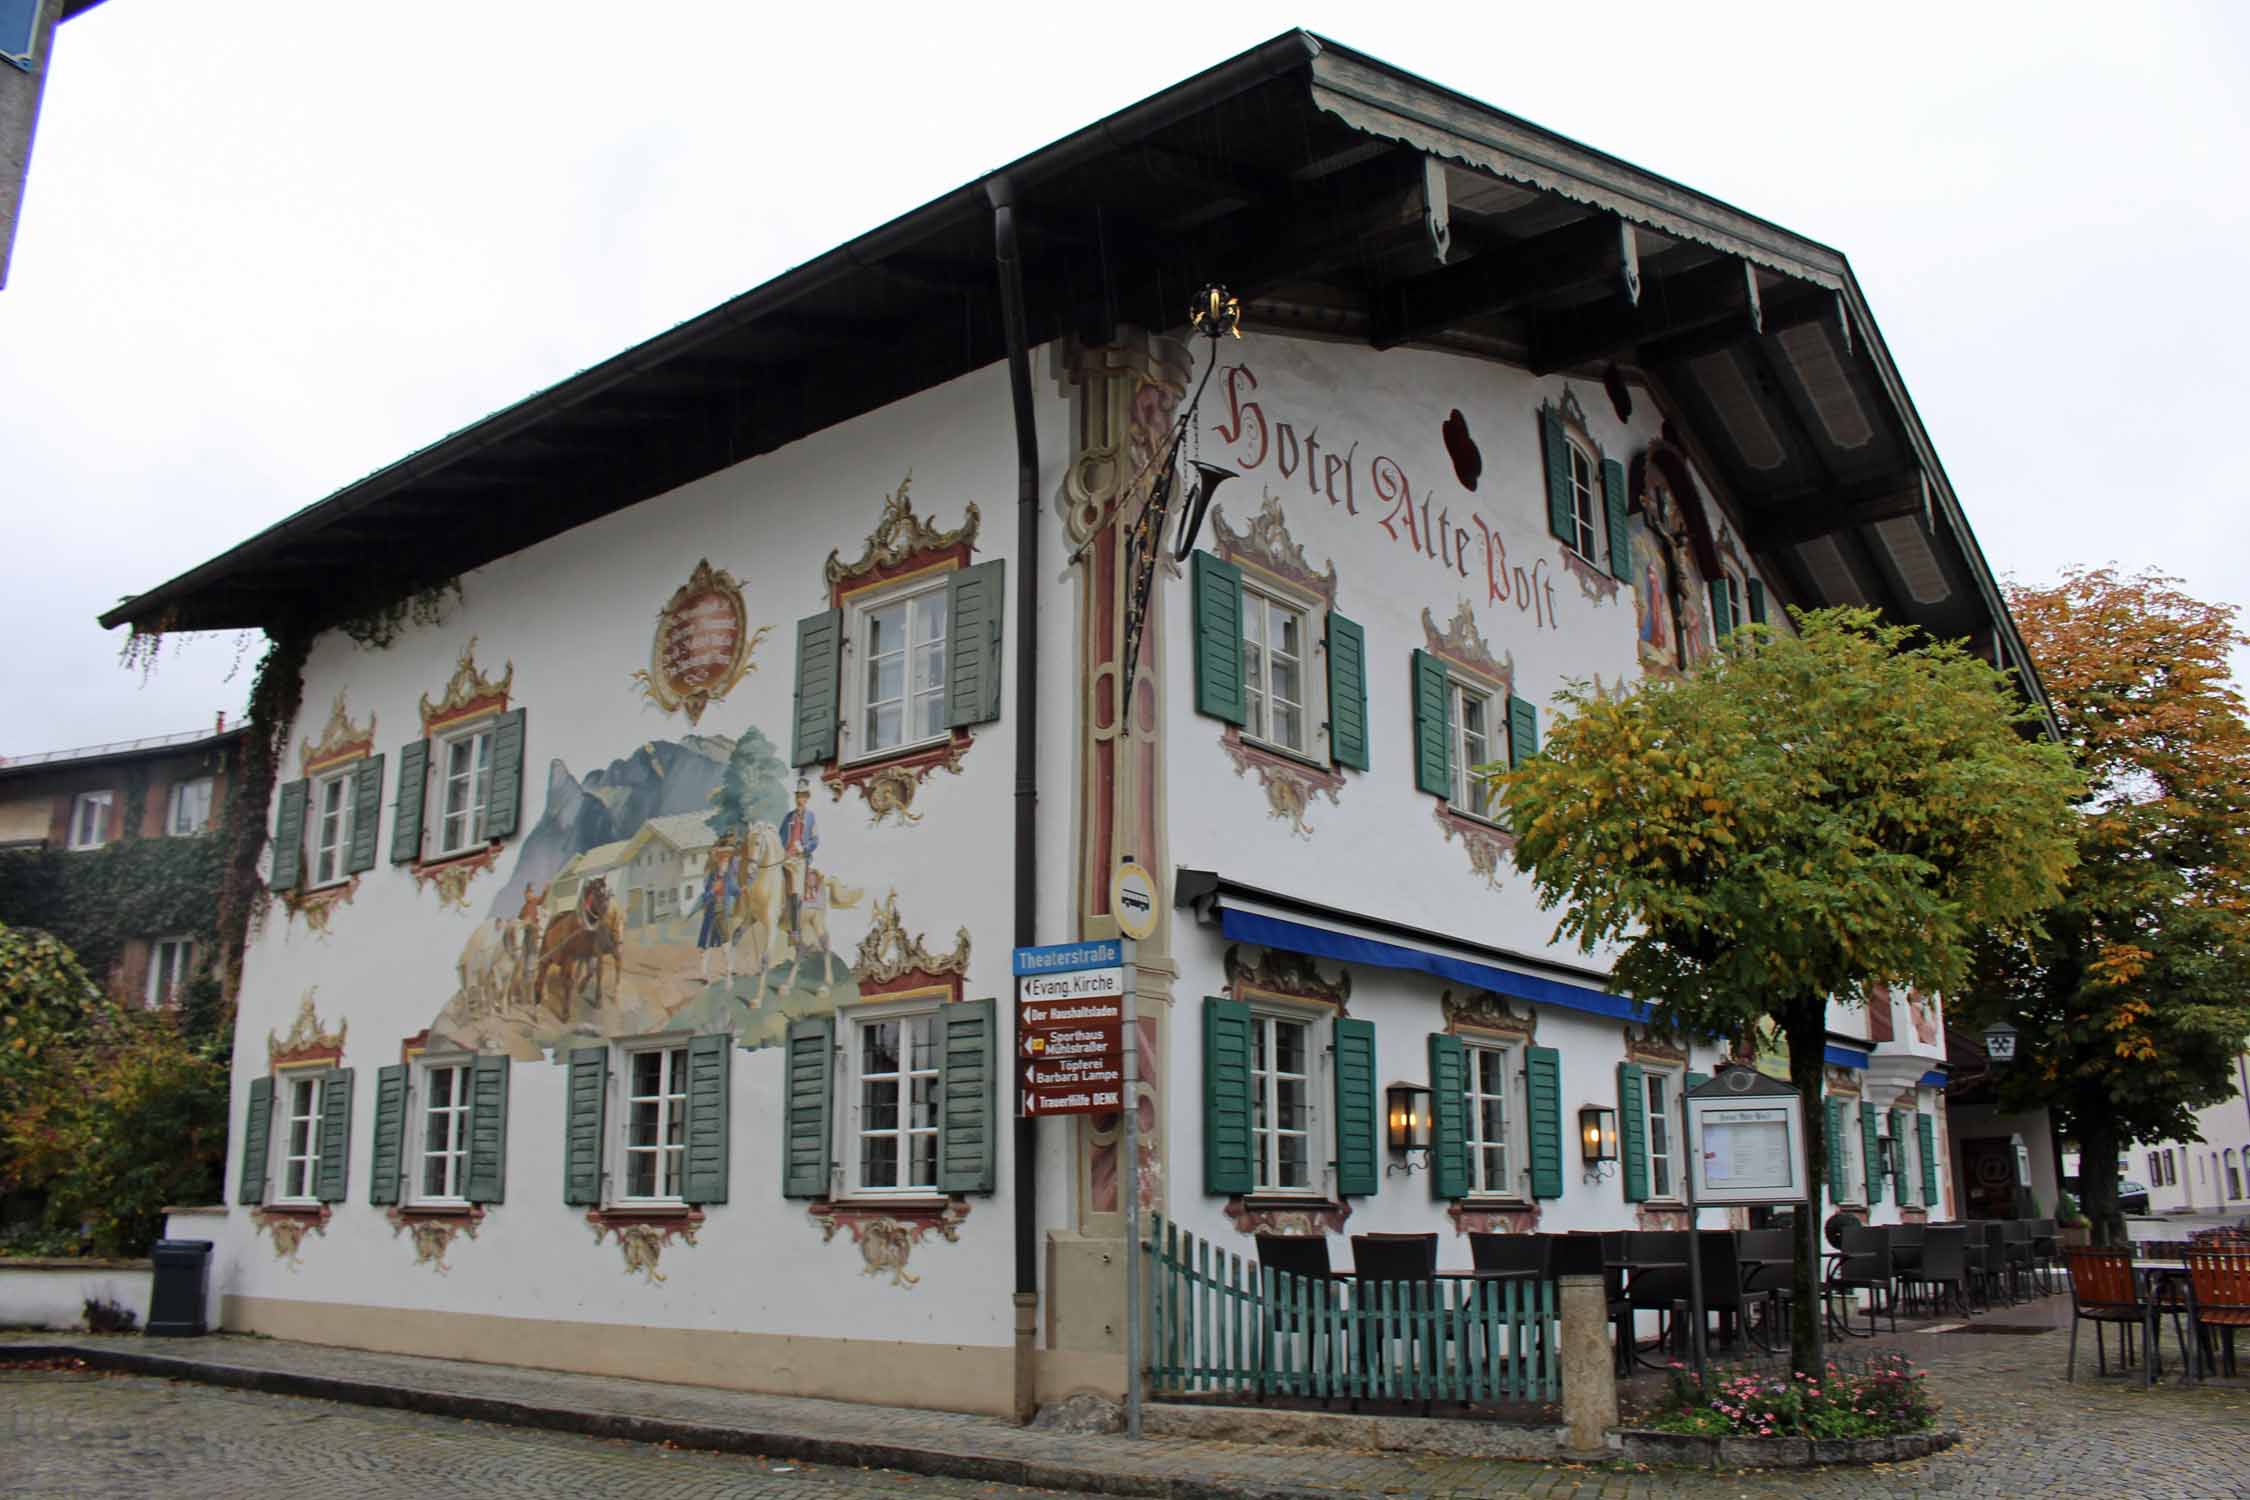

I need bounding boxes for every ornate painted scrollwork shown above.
[585,1208,703,1283]
[386,1206,484,1273]
[806,1198,971,1289]
[1209,494,1339,608]
[300,692,375,776]
[852,891,970,986]
[251,1205,331,1266]
[269,992,346,1068]
[1224,943,1350,1008]
[420,637,515,733]
[826,476,979,589]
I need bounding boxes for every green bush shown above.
[1647,1355,1939,1440]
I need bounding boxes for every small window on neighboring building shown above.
[168,777,214,836]
[849,1008,941,1195]
[848,579,949,763]
[1241,587,1315,757]
[1449,681,1499,822]
[276,1072,328,1205]
[309,769,355,888]
[147,937,195,1009]
[68,790,113,851]
[434,725,495,858]
[2227,1150,2243,1201]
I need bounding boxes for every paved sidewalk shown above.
[7,1307,2250,1500]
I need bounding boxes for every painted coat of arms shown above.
[632,560,772,725]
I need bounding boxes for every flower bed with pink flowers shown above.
[1611,1354,1956,1469]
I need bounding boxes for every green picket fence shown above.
[1143,1214,1558,1405]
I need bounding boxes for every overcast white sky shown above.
[3,1,2244,754]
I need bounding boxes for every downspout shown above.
[987,171,1042,1426]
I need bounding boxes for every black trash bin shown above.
[146,1239,212,1337]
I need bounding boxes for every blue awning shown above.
[1823,1043,1870,1071]
[1215,905,1652,1024]
[1919,1069,1948,1087]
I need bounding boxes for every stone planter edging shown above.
[1610,1424,1958,1469]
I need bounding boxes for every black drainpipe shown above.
[987,171,1041,1425]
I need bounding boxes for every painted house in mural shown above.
[105,33,2043,1417]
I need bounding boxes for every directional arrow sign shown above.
[1023,1083,1124,1116]
[1019,1025,1120,1060]
[1024,1054,1124,1090]
[1017,997,1124,1030]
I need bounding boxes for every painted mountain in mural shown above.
[486,733,734,918]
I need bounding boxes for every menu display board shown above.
[1686,1079,1807,1205]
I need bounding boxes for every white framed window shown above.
[847,1006,941,1195]
[620,1042,691,1203]
[309,769,355,888]
[1722,570,1746,637]
[1448,681,1500,822]
[1835,1105,1864,1204]
[1565,439,1601,562]
[1242,586,1317,757]
[1896,1123,1917,1206]
[276,1071,327,1205]
[1464,1041,1522,1197]
[167,777,214,837]
[146,937,195,1009]
[67,790,113,851]
[1251,1009,1321,1194]
[434,725,495,857]
[846,576,949,763]
[1642,1067,1681,1200]
[415,1059,472,1204]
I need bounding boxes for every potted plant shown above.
[2058,1191,2091,1248]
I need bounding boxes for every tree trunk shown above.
[1782,995,1828,1376]
[2077,1112,2125,1248]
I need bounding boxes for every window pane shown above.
[868,601,905,658]
[1276,1075,1308,1133]
[867,653,905,710]
[914,590,947,644]
[862,1021,899,1076]
[861,1134,897,1188]
[1274,1021,1305,1076]
[1277,1130,1309,1189]
[908,1132,937,1189]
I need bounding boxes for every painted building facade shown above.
[117,35,2034,1417]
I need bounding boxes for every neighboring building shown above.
[0,716,245,1007]
[102,34,2040,1418]
[1,0,106,289]
[1940,1027,2061,1221]
[2136,1052,2250,1217]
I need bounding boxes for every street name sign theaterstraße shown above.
[1014,940,1128,1118]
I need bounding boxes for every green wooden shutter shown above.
[1203,997,1253,1196]
[782,1017,834,1199]
[466,1054,510,1205]
[483,710,528,841]
[1601,459,1631,581]
[1506,694,1539,769]
[1332,1017,1378,1198]
[1191,552,1247,726]
[1860,1101,1883,1204]
[944,560,1006,729]
[1618,1061,1648,1202]
[369,1064,407,1207]
[270,779,309,892]
[391,739,429,864]
[1917,1113,1939,1204]
[937,997,998,1194]
[1411,648,1451,797]
[1746,578,1768,627]
[1889,1108,1911,1200]
[1541,405,1574,543]
[791,608,843,766]
[346,754,385,874]
[238,1076,273,1205]
[1525,1046,1564,1200]
[1326,612,1370,771]
[1428,1033,1468,1200]
[1823,1096,1847,1203]
[315,1068,354,1203]
[563,1046,607,1206]
[1710,579,1734,640]
[682,1033,731,1205]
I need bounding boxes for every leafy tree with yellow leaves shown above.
[1962,569,2250,1247]
[1498,608,2080,1373]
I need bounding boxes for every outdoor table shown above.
[2131,1259,2193,1384]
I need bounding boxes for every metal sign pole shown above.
[1683,1103,1708,1386]
[1121,937,1143,1439]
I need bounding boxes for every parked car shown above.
[2063,1176,2151,1213]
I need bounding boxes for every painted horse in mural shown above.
[728,822,791,1001]
[536,878,619,1020]
[788,869,862,999]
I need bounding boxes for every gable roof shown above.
[100,31,2049,727]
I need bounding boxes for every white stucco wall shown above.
[0,1262,151,1331]
[215,353,1075,1373]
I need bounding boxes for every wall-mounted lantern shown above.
[1580,1103,1619,1182]
[1983,1019,2019,1067]
[1386,1081,1433,1173]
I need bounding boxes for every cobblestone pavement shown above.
[7,1302,2250,1500]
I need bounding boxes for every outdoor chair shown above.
[2063,1248,2186,1384]
[1825,1222,1896,1337]
[1911,1224,1972,1318]
[1255,1235,1338,1404]
[1890,1221,1927,1302]
[2001,1220,2035,1302]
[2029,1218,2060,1294]
[1735,1228,1796,1349]
[1976,1222,2016,1308]
[1349,1234,1446,1413]
[1621,1231,1690,1366]
[2184,1250,2250,1378]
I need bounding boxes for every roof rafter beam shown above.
[1529,255,1762,376]
[1748,475,1928,553]
[1367,211,1629,350]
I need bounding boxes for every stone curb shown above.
[0,1343,1377,1500]
[1610,1423,1960,1469]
